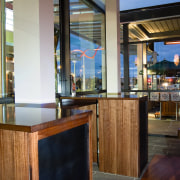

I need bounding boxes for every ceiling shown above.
[125,17,180,43]
[120,3,180,43]
[6,1,180,46]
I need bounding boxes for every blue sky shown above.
[120,0,179,11]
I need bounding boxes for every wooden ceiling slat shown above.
[160,21,169,32]
[146,22,154,33]
[165,20,171,31]
[166,19,174,31]
[178,19,180,28]
[140,24,148,33]
[157,21,165,32]
[149,22,160,33]
[172,19,179,30]
[154,21,162,33]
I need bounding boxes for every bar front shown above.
[0,106,92,180]
[60,94,148,178]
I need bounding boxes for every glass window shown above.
[147,41,180,90]
[54,0,61,94]
[5,0,14,97]
[69,0,106,93]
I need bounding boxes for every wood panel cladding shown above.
[77,104,97,163]
[99,98,148,177]
[161,101,176,116]
[0,130,29,180]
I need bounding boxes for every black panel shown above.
[139,100,148,173]
[38,124,89,180]
[123,24,129,90]
[59,0,71,96]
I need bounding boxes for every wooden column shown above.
[98,97,148,177]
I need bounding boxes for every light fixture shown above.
[174,54,179,66]
[165,41,180,45]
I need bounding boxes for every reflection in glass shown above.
[54,0,61,94]
[69,0,106,92]
[147,42,180,91]
[5,0,14,97]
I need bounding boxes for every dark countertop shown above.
[60,93,148,108]
[60,92,147,99]
[0,105,92,132]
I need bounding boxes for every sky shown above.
[120,0,179,11]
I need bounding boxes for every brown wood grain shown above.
[161,101,176,116]
[78,104,97,162]
[38,116,89,140]
[142,155,180,180]
[117,100,139,177]
[0,129,29,180]
[99,99,146,177]
[99,99,122,174]
[0,108,91,133]
[29,132,39,180]
[88,113,93,180]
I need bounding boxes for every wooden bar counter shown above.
[98,95,148,177]
[0,105,92,180]
[60,94,148,178]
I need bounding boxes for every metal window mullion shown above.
[1,0,6,97]
[59,0,71,96]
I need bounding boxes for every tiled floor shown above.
[93,119,180,180]
[93,163,141,180]
[148,114,180,136]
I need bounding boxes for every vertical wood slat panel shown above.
[99,99,122,174]
[88,113,93,180]
[78,104,97,163]
[117,100,139,177]
[0,129,29,180]
[99,99,140,177]
[29,132,39,180]
[98,99,105,171]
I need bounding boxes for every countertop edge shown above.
[0,110,92,133]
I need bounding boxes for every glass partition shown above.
[5,0,14,97]
[69,0,106,93]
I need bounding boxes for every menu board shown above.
[171,92,180,101]
[160,92,169,101]
[150,92,159,101]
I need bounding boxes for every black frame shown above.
[58,0,106,97]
